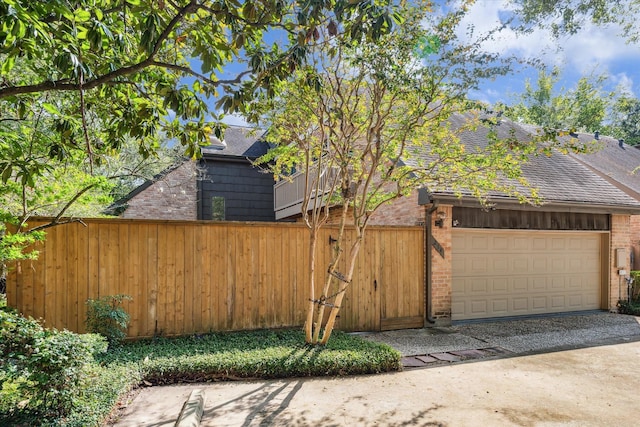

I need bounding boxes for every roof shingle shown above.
[412,113,640,211]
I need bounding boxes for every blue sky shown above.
[221,1,640,127]
[458,1,640,105]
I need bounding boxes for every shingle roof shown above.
[413,113,640,212]
[569,134,640,199]
[201,126,268,158]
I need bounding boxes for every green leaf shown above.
[1,55,15,74]
[1,165,12,183]
[76,25,88,40]
[42,103,61,116]
[74,9,91,22]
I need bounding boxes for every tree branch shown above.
[0,1,198,100]
[149,61,252,86]
[21,182,98,232]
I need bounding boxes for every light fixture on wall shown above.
[435,211,447,228]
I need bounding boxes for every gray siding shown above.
[198,159,275,221]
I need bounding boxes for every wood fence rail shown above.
[7,218,424,337]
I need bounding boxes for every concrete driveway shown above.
[111,313,640,427]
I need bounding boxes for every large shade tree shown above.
[253,3,589,344]
[0,0,400,267]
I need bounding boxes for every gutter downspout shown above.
[425,201,438,324]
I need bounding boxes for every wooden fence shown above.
[7,218,424,337]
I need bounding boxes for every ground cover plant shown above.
[100,329,402,385]
[1,296,401,426]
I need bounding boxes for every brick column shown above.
[610,214,631,309]
[430,204,453,323]
[630,216,640,270]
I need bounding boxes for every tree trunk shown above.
[308,203,350,344]
[304,229,318,343]
[320,237,362,344]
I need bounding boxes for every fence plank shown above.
[67,223,79,331]
[146,224,158,337]
[76,223,89,333]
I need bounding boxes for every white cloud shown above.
[558,21,640,74]
[454,0,556,62]
[610,73,635,94]
[456,1,640,85]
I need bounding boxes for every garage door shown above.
[452,230,604,320]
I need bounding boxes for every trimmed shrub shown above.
[0,301,107,422]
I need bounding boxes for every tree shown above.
[510,0,640,44]
[0,0,400,267]
[0,0,400,162]
[502,67,612,132]
[603,95,640,145]
[254,4,582,344]
[0,97,180,282]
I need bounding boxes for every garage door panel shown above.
[532,237,548,250]
[551,238,566,250]
[492,299,508,313]
[471,235,489,250]
[451,301,465,317]
[471,279,488,293]
[532,296,548,309]
[492,236,509,250]
[530,277,547,291]
[492,278,508,292]
[492,258,509,273]
[470,257,489,274]
[552,258,567,272]
[451,278,466,297]
[512,257,529,271]
[532,257,548,270]
[512,297,528,312]
[471,300,488,315]
[452,230,603,320]
[513,237,529,250]
[550,295,566,308]
[583,238,600,251]
[568,294,584,307]
[513,277,528,292]
[551,277,565,289]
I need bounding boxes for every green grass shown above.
[4,325,401,426]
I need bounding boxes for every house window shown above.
[211,196,225,220]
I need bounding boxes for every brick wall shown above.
[290,191,425,226]
[369,191,424,226]
[630,215,640,270]
[610,214,632,309]
[430,205,452,323]
[121,161,198,220]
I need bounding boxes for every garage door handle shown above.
[374,279,377,291]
